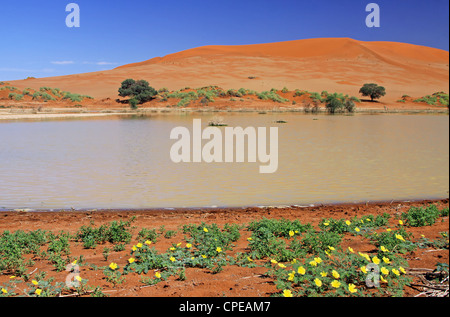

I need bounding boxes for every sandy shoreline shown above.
[0,106,448,121]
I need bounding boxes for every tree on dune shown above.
[359,83,386,102]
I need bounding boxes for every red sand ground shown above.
[0,199,448,297]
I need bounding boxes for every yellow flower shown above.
[288,271,295,281]
[399,267,407,274]
[271,259,278,264]
[131,245,137,252]
[348,284,357,293]
[332,270,340,279]
[31,280,38,286]
[309,260,318,267]
[247,257,253,262]
[155,272,161,279]
[136,243,143,248]
[395,234,405,242]
[72,260,77,265]
[216,247,222,253]
[203,227,209,233]
[177,243,182,247]
[328,246,335,251]
[109,262,118,270]
[345,220,351,226]
[291,259,297,264]
[9,276,16,279]
[289,230,295,237]
[331,280,341,288]
[323,222,330,226]
[372,256,380,265]
[1,288,7,294]
[381,267,389,275]
[348,247,354,253]
[75,276,82,282]
[386,228,392,232]
[247,237,252,241]
[35,289,42,296]
[314,278,322,287]
[320,272,327,277]
[380,246,389,252]
[298,266,306,275]
[128,257,135,264]
[170,247,176,251]
[170,257,176,262]
[145,240,152,245]
[186,243,192,249]
[283,289,293,297]
[201,255,207,259]
[314,257,323,264]
[383,257,391,264]
[359,252,370,262]
[366,218,371,222]
[399,220,404,225]
[380,276,387,283]
[325,251,331,256]
[361,266,368,274]
[392,268,400,276]
[355,227,360,233]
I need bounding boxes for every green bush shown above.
[8,93,24,101]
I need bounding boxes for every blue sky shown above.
[1,0,448,81]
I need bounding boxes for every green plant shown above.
[400,204,446,227]
[129,98,139,110]
[118,79,157,104]
[359,83,386,101]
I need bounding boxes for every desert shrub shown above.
[344,100,356,113]
[8,93,24,101]
[227,89,243,98]
[413,95,438,105]
[325,93,357,114]
[294,89,306,97]
[256,91,289,103]
[63,92,83,102]
[400,204,446,227]
[325,93,345,113]
[32,92,55,101]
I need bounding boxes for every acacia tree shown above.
[118,79,157,107]
[359,83,386,101]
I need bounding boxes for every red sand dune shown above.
[9,38,449,102]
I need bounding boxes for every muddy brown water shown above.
[0,113,448,210]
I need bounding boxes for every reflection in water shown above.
[0,113,448,209]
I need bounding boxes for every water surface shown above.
[0,113,448,209]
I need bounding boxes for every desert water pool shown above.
[0,113,448,209]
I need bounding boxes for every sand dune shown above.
[9,38,449,102]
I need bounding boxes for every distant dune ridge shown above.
[9,38,449,102]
